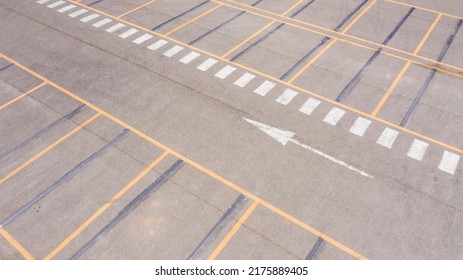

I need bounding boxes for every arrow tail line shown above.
[289,139,374,179]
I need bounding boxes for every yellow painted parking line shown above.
[287,39,337,83]
[116,0,159,19]
[220,0,307,59]
[287,0,378,83]
[0,113,100,186]
[221,20,274,58]
[185,156,367,260]
[0,53,368,259]
[4,7,463,153]
[45,150,169,260]
[281,0,307,16]
[371,13,442,117]
[0,82,46,111]
[385,0,463,20]
[371,61,411,117]
[341,0,377,32]
[0,227,35,260]
[212,0,463,75]
[413,14,443,56]
[164,4,223,36]
[75,0,463,81]
[208,200,259,260]
[259,199,368,260]
[4,15,463,156]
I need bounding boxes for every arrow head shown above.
[243,118,295,145]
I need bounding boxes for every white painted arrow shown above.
[244,118,373,178]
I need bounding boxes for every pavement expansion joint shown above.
[37,0,461,176]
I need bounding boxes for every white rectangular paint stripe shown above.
[349,117,372,137]
[407,139,429,161]
[47,1,65,8]
[179,51,200,64]
[276,89,298,105]
[438,151,460,175]
[197,58,217,71]
[58,4,76,13]
[69,9,88,18]
[299,97,321,115]
[132,34,153,44]
[163,45,184,57]
[119,28,138,39]
[234,73,255,87]
[323,107,345,125]
[106,23,125,33]
[254,80,275,96]
[80,13,100,23]
[147,39,168,51]
[37,0,50,4]
[215,65,236,79]
[376,127,399,149]
[93,18,112,28]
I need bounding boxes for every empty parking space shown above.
[121,0,217,34]
[79,0,139,17]
[346,1,436,52]
[0,52,372,260]
[2,0,463,261]
[230,24,327,78]
[378,67,463,147]
[234,0,306,15]
[291,41,405,112]
[74,165,245,259]
[172,8,271,55]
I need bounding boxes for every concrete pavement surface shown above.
[0,0,462,260]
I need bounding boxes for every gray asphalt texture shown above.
[0,0,462,260]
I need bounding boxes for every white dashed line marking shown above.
[349,117,371,137]
[119,28,138,39]
[234,73,255,88]
[132,34,153,45]
[38,0,462,176]
[147,39,168,51]
[80,13,100,23]
[276,89,298,105]
[93,18,112,28]
[163,45,184,57]
[376,127,399,149]
[299,97,321,115]
[438,151,460,175]
[197,58,218,71]
[254,80,275,96]
[106,23,125,33]
[407,139,429,161]
[215,65,236,79]
[323,107,345,126]
[57,4,76,13]
[69,9,88,18]
[47,1,65,8]
[179,51,200,64]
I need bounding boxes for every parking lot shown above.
[0,0,462,259]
